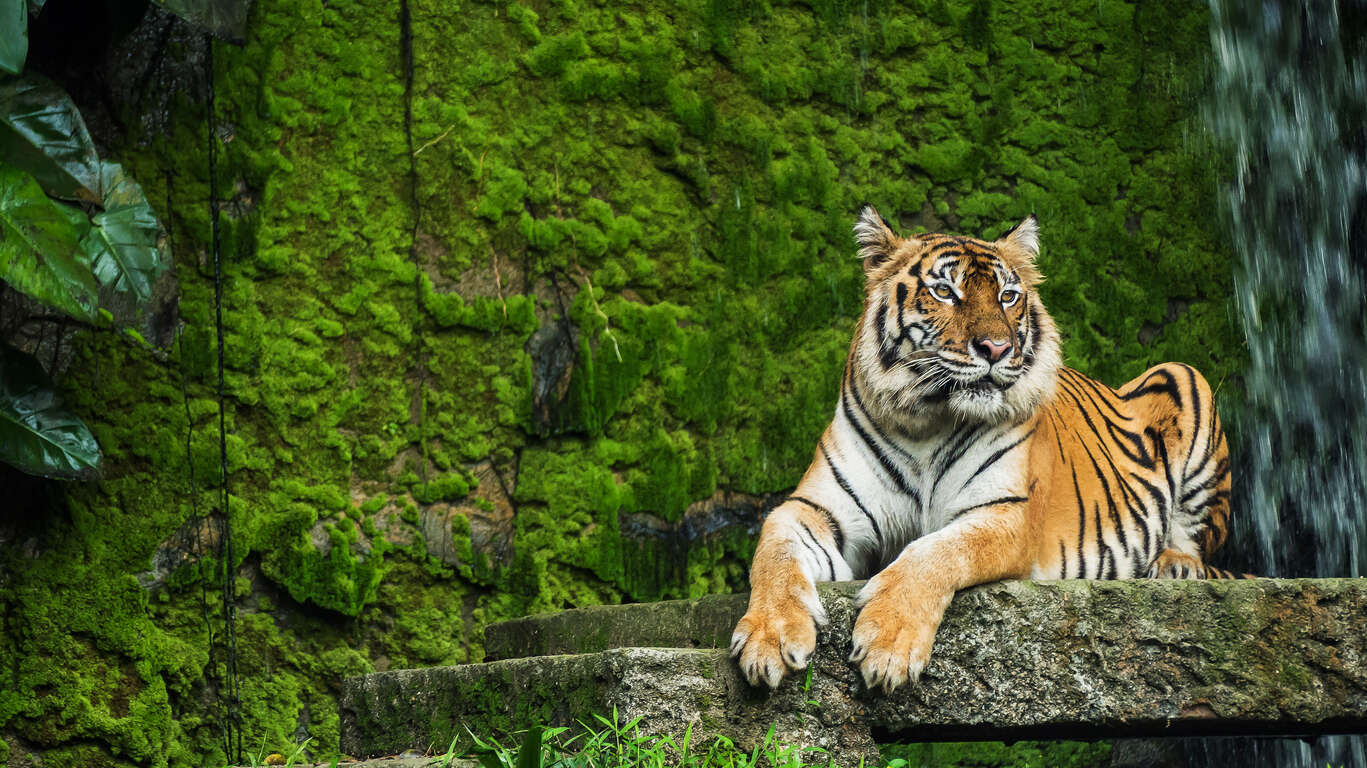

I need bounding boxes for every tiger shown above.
[729,205,1236,693]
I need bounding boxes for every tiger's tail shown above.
[1202,563,1255,579]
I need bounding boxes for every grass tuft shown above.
[458,714,846,768]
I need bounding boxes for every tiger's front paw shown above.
[849,575,951,693]
[730,580,825,689]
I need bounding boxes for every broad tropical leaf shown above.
[0,0,27,76]
[0,74,101,202]
[153,0,251,42]
[0,344,100,478]
[84,162,166,306]
[0,164,97,320]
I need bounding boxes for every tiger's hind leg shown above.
[1135,364,1240,576]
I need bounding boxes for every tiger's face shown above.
[850,205,1061,424]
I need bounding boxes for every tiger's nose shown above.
[973,337,1013,363]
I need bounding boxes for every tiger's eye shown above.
[933,285,954,300]
[1001,289,1020,306]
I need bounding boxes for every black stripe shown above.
[1060,371,1132,442]
[1182,445,1227,497]
[949,495,1029,521]
[1055,376,1129,476]
[1072,465,1088,578]
[1077,439,1128,556]
[1055,376,1115,452]
[1131,474,1170,545]
[1059,541,1069,579]
[819,441,884,551]
[798,521,836,580]
[793,525,827,577]
[874,300,896,369]
[1154,427,1177,509]
[788,495,844,554]
[1063,368,1129,421]
[958,427,1036,493]
[1061,371,1153,467]
[1192,391,1222,472]
[1180,483,1213,505]
[1022,303,1040,366]
[932,422,986,476]
[895,282,908,339]
[841,384,915,495]
[842,376,922,509]
[1048,411,1070,464]
[849,373,921,466]
[1122,368,1181,403]
[926,240,966,260]
[1181,366,1202,481]
[1094,503,1113,579]
[1119,476,1152,564]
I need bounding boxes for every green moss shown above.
[526,31,591,78]
[412,473,471,504]
[881,740,1113,767]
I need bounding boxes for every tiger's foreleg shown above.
[730,500,853,688]
[851,505,1029,692]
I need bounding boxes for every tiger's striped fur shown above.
[730,206,1236,692]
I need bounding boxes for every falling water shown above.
[1199,0,1366,765]
[1211,0,1367,579]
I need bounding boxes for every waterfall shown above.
[1211,0,1367,580]
[1198,0,1366,765]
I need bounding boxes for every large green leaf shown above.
[153,0,251,42]
[0,344,100,478]
[84,162,167,307]
[0,163,97,320]
[0,0,27,76]
[0,74,101,203]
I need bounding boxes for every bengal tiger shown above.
[730,205,1236,693]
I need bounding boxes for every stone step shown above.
[482,589,746,660]
[342,579,1367,767]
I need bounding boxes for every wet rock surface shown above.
[341,579,1367,766]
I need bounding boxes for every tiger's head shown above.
[849,204,1061,425]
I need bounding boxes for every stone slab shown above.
[344,579,1367,766]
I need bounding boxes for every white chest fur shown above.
[813,395,1034,577]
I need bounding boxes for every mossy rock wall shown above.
[0,0,1240,766]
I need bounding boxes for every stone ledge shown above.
[343,579,1367,766]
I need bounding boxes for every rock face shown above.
[341,579,1367,765]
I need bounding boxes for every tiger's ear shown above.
[996,214,1043,285]
[853,204,904,272]
[997,214,1039,257]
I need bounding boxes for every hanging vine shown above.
[205,32,243,764]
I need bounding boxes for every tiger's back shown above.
[1028,363,1232,580]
